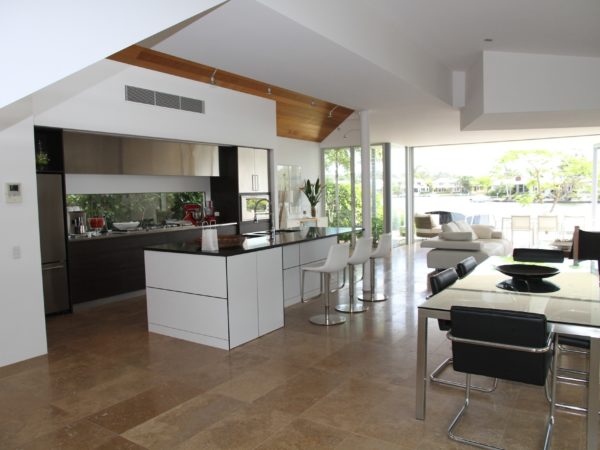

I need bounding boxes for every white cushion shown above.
[454,220,472,232]
[421,238,483,251]
[442,222,460,232]
[471,224,493,239]
[454,221,478,239]
[439,231,474,241]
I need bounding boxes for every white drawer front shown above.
[147,287,228,340]
[145,251,227,298]
[282,244,300,269]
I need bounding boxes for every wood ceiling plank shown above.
[108,45,353,142]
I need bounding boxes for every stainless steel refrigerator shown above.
[37,174,70,314]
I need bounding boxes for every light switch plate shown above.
[5,182,22,203]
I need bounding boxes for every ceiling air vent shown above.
[125,85,205,114]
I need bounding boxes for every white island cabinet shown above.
[144,227,352,350]
[145,246,283,350]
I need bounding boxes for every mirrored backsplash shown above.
[66,191,205,227]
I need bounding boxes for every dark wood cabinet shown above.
[34,126,64,173]
[210,146,240,225]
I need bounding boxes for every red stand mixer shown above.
[183,203,204,225]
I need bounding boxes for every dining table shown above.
[416,256,600,449]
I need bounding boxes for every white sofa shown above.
[420,221,512,269]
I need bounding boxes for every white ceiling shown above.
[149,0,600,147]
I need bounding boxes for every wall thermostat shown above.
[5,182,22,203]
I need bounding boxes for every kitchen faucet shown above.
[253,198,275,238]
[253,198,271,223]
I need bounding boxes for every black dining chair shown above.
[572,226,600,270]
[456,256,478,279]
[427,269,497,393]
[553,227,600,413]
[429,267,459,298]
[447,306,557,450]
[512,244,588,412]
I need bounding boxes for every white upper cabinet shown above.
[238,147,269,192]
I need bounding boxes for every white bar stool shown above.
[301,243,350,326]
[335,236,371,314]
[359,233,392,302]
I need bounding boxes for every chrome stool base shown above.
[336,263,369,313]
[310,314,346,326]
[357,257,387,302]
[335,302,368,313]
[358,292,387,302]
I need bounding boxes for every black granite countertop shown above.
[145,227,355,257]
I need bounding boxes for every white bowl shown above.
[112,221,140,231]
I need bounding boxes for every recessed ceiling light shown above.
[484,38,493,42]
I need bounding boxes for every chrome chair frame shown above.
[300,243,350,326]
[555,338,593,414]
[554,226,600,414]
[359,233,392,302]
[447,331,557,450]
[300,267,346,303]
[428,267,497,393]
[336,236,372,314]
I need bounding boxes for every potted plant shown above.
[302,178,322,218]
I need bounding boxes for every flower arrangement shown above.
[301,178,322,217]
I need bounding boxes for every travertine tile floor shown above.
[0,245,592,449]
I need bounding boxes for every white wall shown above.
[273,137,321,219]
[460,54,484,130]
[35,60,277,149]
[484,51,600,114]
[0,118,48,367]
[462,51,600,130]
[1,0,225,108]
[37,60,277,197]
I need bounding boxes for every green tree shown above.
[491,149,592,209]
[456,175,473,194]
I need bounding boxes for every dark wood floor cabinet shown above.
[68,226,236,304]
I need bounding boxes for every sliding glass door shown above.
[322,144,404,244]
[323,147,360,228]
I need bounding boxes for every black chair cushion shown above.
[450,306,551,386]
[576,229,600,262]
[430,268,459,331]
[430,268,459,296]
[513,248,564,263]
[456,256,477,279]
[558,335,590,349]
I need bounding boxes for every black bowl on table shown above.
[496,263,560,293]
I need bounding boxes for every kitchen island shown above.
[144,227,353,349]
[67,222,237,305]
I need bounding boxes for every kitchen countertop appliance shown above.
[67,208,87,235]
[183,203,204,225]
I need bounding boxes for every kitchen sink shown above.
[243,228,299,238]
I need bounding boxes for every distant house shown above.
[491,175,529,196]
[414,179,430,193]
[432,177,461,193]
